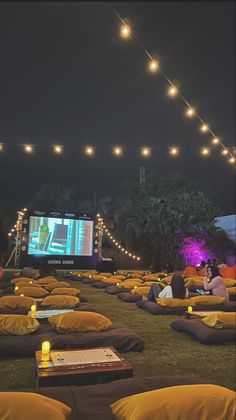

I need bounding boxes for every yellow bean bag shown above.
[51,287,80,296]
[190,295,226,306]
[15,286,49,298]
[160,275,173,285]
[11,277,33,285]
[142,275,160,282]
[185,277,204,289]
[37,276,58,285]
[227,287,236,297]
[0,296,36,310]
[46,281,70,291]
[117,280,143,288]
[223,278,236,288]
[131,286,151,296]
[98,272,113,277]
[202,312,236,329]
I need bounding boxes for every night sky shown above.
[0,2,235,214]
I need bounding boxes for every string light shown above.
[113,146,123,156]
[212,137,220,145]
[222,149,228,155]
[120,23,131,39]
[24,145,33,153]
[85,146,94,156]
[201,148,210,156]
[96,214,141,261]
[116,12,235,167]
[229,157,235,164]
[167,85,178,97]
[141,147,151,157]
[200,124,209,133]
[148,59,159,73]
[54,145,63,154]
[185,107,195,118]
[169,147,179,156]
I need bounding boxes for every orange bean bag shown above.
[184,266,198,278]
[220,266,236,279]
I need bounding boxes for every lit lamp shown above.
[41,341,51,361]
[14,286,19,292]
[188,306,193,314]
[31,304,36,317]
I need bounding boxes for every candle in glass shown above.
[41,341,51,361]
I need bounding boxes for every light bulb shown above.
[212,137,220,145]
[113,147,122,156]
[201,148,210,156]
[85,146,94,156]
[148,59,159,73]
[141,147,151,157]
[185,107,195,118]
[54,145,63,154]
[24,145,33,153]
[120,23,131,39]
[167,85,178,97]
[200,124,209,133]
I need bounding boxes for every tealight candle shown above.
[41,341,51,361]
[188,306,193,314]
[15,286,19,291]
[116,282,120,286]
[31,304,36,315]
[20,294,24,297]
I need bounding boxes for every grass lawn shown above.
[0,273,235,390]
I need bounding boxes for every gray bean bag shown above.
[136,300,236,315]
[3,376,208,420]
[118,293,143,303]
[171,318,236,344]
[0,323,144,357]
[106,286,131,295]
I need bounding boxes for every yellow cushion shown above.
[131,286,150,296]
[37,276,58,285]
[98,272,113,277]
[0,296,36,310]
[110,275,127,280]
[190,296,226,306]
[100,277,122,284]
[0,315,39,335]
[41,295,80,309]
[117,280,143,288]
[51,287,80,296]
[91,274,108,281]
[157,298,194,307]
[10,277,33,285]
[160,275,173,285]
[49,311,112,333]
[127,273,143,279]
[46,282,70,291]
[111,384,236,420]
[0,392,71,420]
[14,281,39,288]
[142,275,159,281]
[185,277,204,288]
[202,312,236,329]
[223,278,236,288]
[15,286,49,298]
[227,287,236,296]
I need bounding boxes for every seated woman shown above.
[147,274,189,302]
[204,265,229,303]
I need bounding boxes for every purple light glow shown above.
[180,237,213,266]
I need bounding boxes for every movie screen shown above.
[28,216,94,256]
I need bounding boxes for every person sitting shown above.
[204,265,229,303]
[197,260,207,276]
[147,274,189,302]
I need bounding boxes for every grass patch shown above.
[0,274,235,390]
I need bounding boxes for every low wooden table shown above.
[35,346,133,387]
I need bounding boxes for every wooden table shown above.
[35,346,133,387]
